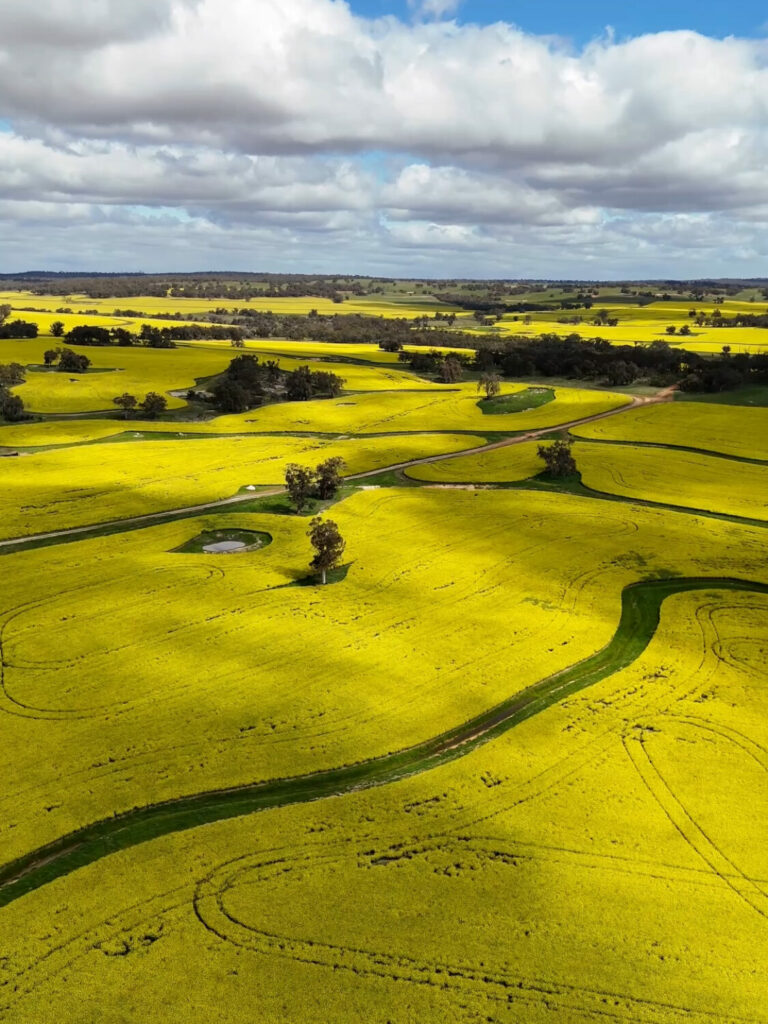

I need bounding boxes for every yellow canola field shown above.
[0,383,629,447]
[406,441,541,483]
[186,337,476,365]
[6,288,768,352]
[0,338,235,413]
[2,585,768,1022]
[577,442,768,522]
[0,338,437,415]
[0,290,458,320]
[408,438,768,522]
[0,432,484,538]
[574,399,768,461]
[488,310,768,353]
[1,488,766,863]
[0,418,133,448]
[1,308,214,336]
[204,383,629,435]
[186,338,401,364]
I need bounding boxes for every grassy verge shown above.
[675,384,768,407]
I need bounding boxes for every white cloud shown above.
[407,0,462,21]
[0,0,190,47]
[1,0,767,275]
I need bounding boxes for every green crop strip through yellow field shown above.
[0,488,766,866]
[1,579,767,1022]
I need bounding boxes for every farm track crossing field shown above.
[1,310,768,1024]
[0,381,628,447]
[0,433,484,538]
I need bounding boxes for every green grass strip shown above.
[0,575,766,910]
[477,386,554,415]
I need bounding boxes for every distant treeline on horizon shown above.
[1,272,768,303]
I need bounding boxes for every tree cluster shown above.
[0,320,38,338]
[398,348,474,380]
[284,458,346,513]
[7,273,370,302]
[111,392,168,419]
[43,348,92,373]
[210,354,345,413]
[203,309,483,349]
[537,437,577,478]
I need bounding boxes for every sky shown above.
[1,0,767,279]
[357,0,768,44]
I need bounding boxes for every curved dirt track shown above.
[0,389,672,551]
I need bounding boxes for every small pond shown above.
[173,529,272,555]
[203,540,247,553]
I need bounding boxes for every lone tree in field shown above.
[537,436,577,478]
[139,392,167,418]
[478,372,501,400]
[50,321,65,337]
[285,463,316,513]
[113,393,137,418]
[307,516,346,585]
[315,457,346,500]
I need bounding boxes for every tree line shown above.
[398,335,768,393]
[1,273,373,302]
[40,322,252,347]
